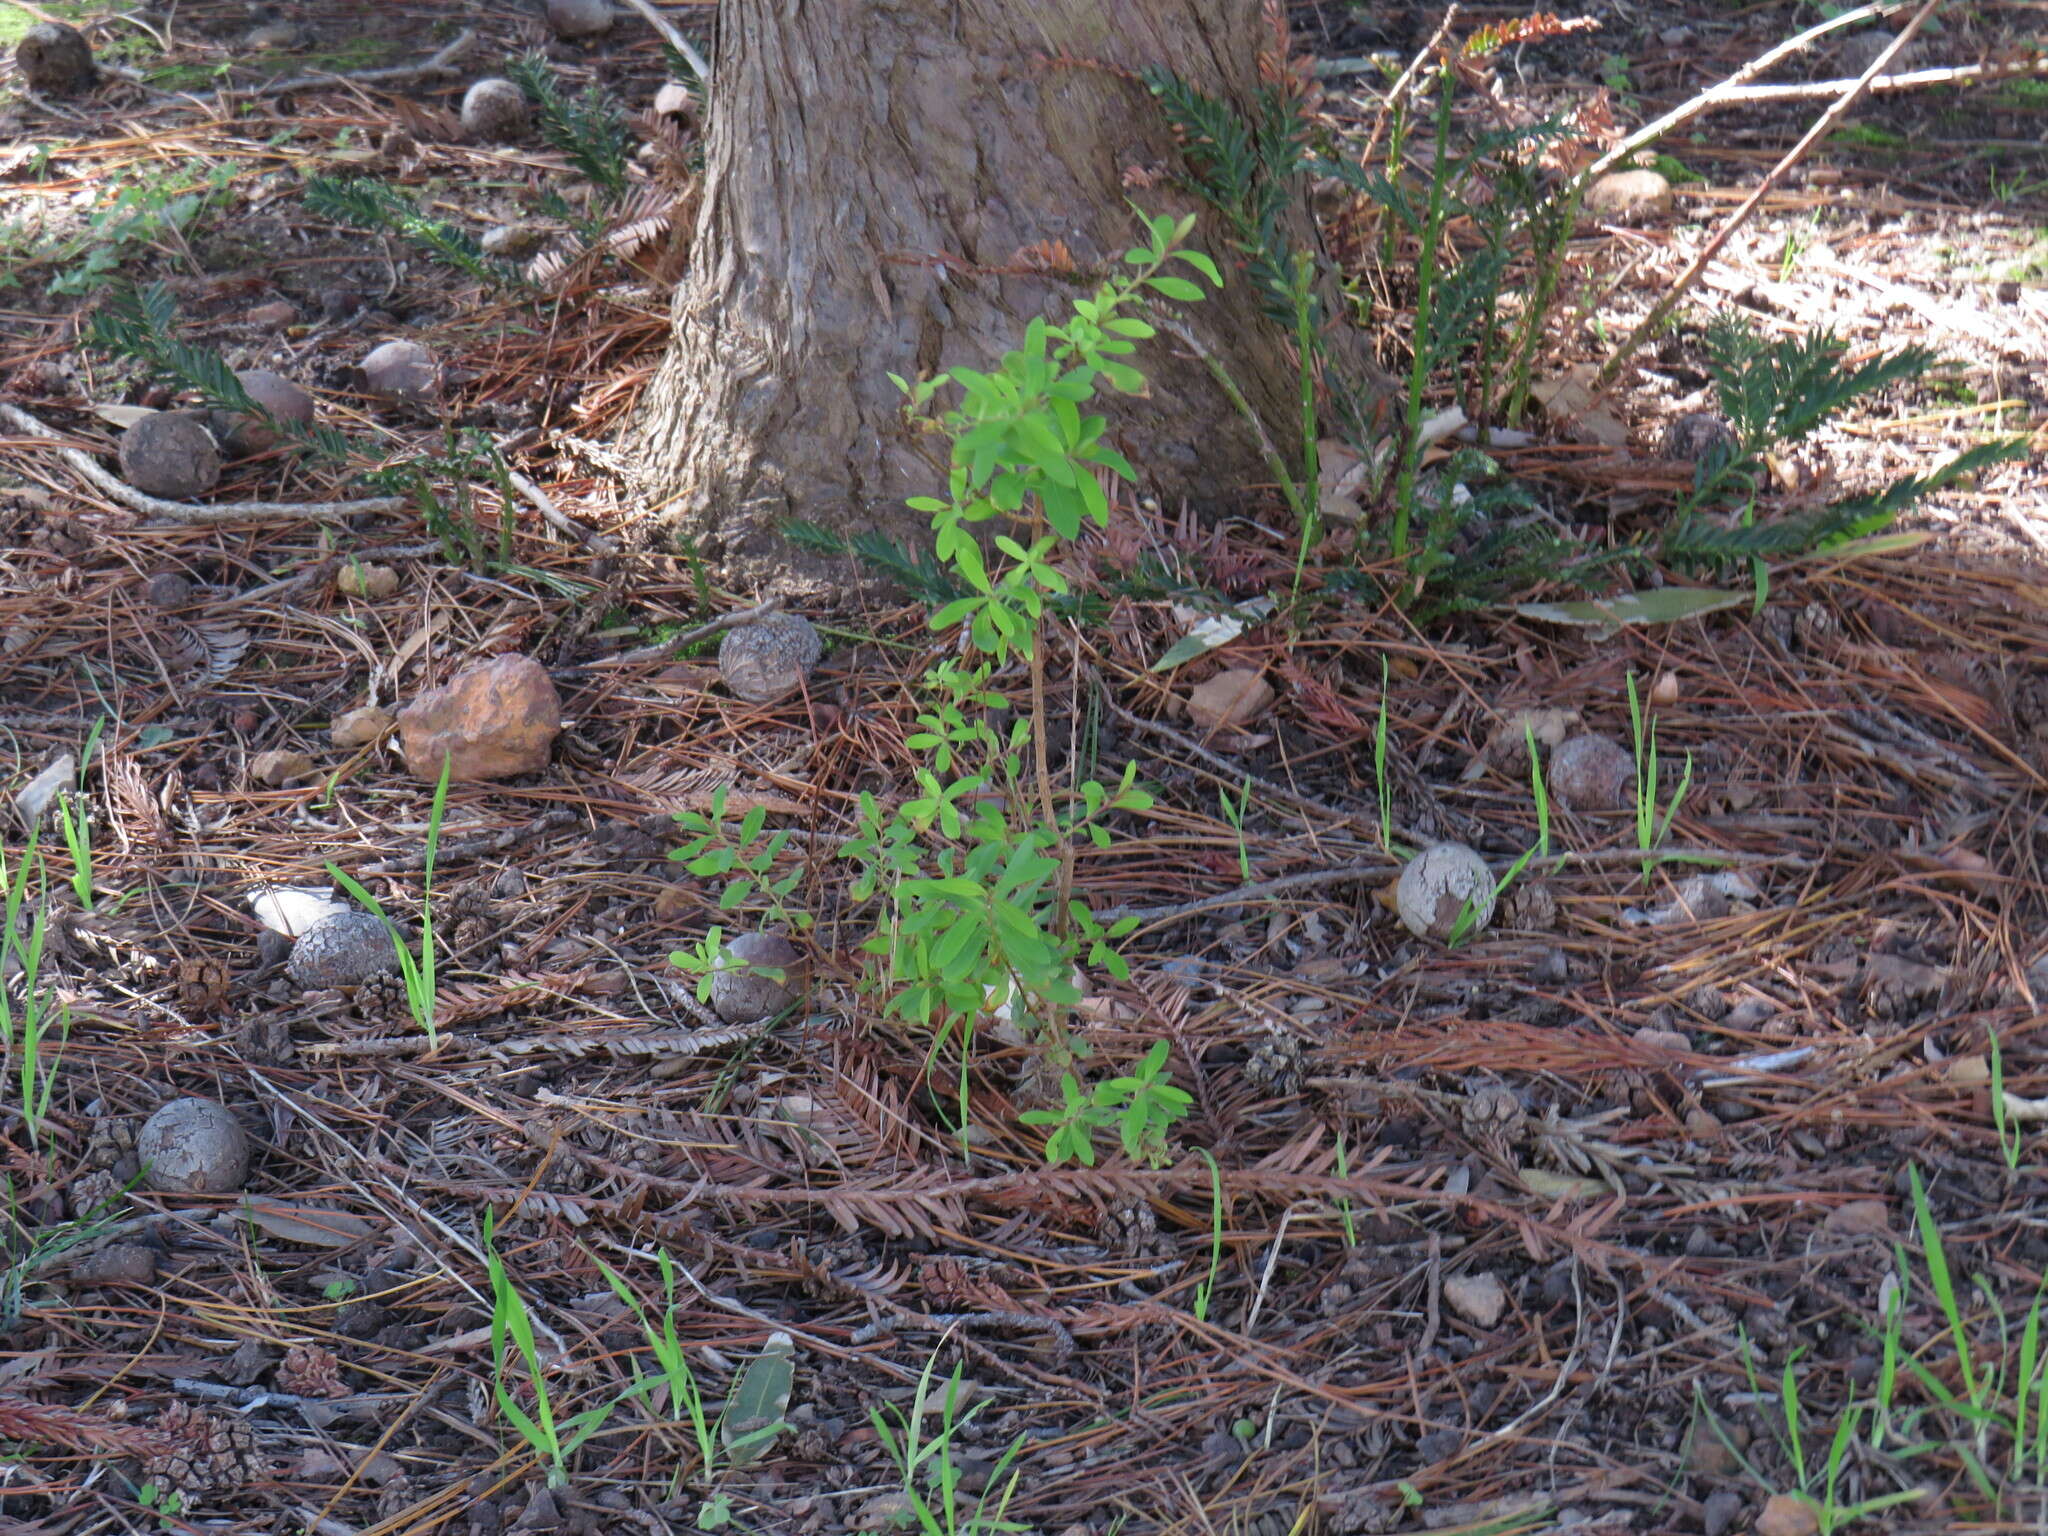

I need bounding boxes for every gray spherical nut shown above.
[216,369,316,457]
[719,614,822,705]
[1396,842,1496,942]
[143,571,194,609]
[1661,412,1736,463]
[288,911,403,989]
[1548,733,1637,812]
[361,339,440,403]
[15,22,93,94]
[137,1098,250,1195]
[118,412,220,499]
[461,77,530,140]
[545,0,615,39]
[709,932,807,1024]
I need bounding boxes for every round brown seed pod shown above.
[1548,733,1637,812]
[461,77,530,140]
[137,1097,250,1195]
[709,931,808,1024]
[718,614,822,705]
[216,369,316,457]
[118,412,221,499]
[15,22,93,94]
[1395,842,1496,942]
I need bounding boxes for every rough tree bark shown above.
[626,0,1332,587]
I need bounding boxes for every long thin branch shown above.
[1583,0,1914,181]
[614,0,714,88]
[1592,0,1941,392]
[0,402,405,524]
[554,596,785,674]
[251,28,475,97]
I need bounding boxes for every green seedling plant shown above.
[1217,775,1253,881]
[1988,1029,2023,1172]
[1443,733,1551,946]
[1193,1146,1225,1323]
[869,1346,1028,1536]
[1626,673,1693,885]
[1021,1039,1193,1169]
[51,795,93,913]
[671,785,809,931]
[595,1248,784,1528]
[1332,1130,1358,1247]
[508,53,632,208]
[303,177,524,290]
[0,834,66,1163]
[840,212,1207,1153]
[327,755,449,1049]
[483,1211,616,1489]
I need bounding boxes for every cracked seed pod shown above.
[119,412,220,499]
[15,22,93,94]
[461,77,530,140]
[718,613,822,704]
[288,911,403,989]
[214,370,315,457]
[1548,733,1636,812]
[1396,842,1496,941]
[710,932,808,1024]
[138,1098,250,1195]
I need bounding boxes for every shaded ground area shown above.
[1,2,2046,1534]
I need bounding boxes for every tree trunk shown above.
[626,0,1324,588]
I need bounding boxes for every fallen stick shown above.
[1583,0,1916,181]
[556,595,785,673]
[1593,0,1942,392]
[1694,55,2048,104]
[615,0,714,88]
[0,402,405,524]
[249,28,474,97]
[505,467,619,553]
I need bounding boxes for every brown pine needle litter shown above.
[2,1,2047,1533]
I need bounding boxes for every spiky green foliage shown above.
[364,428,520,572]
[507,54,631,206]
[781,520,968,607]
[302,177,523,289]
[1659,320,2027,568]
[86,283,353,461]
[1141,67,1313,326]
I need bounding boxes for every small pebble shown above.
[143,571,194,609]
[461,77,530,140]
[545,0,614,39]
[15,22,93,94]
[361,339,439,402]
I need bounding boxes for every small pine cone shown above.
[145,1401,261,1499]
[351,970,408,1023]
[277,1343,348,1398]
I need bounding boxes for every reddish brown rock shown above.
[397,654,561,782]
